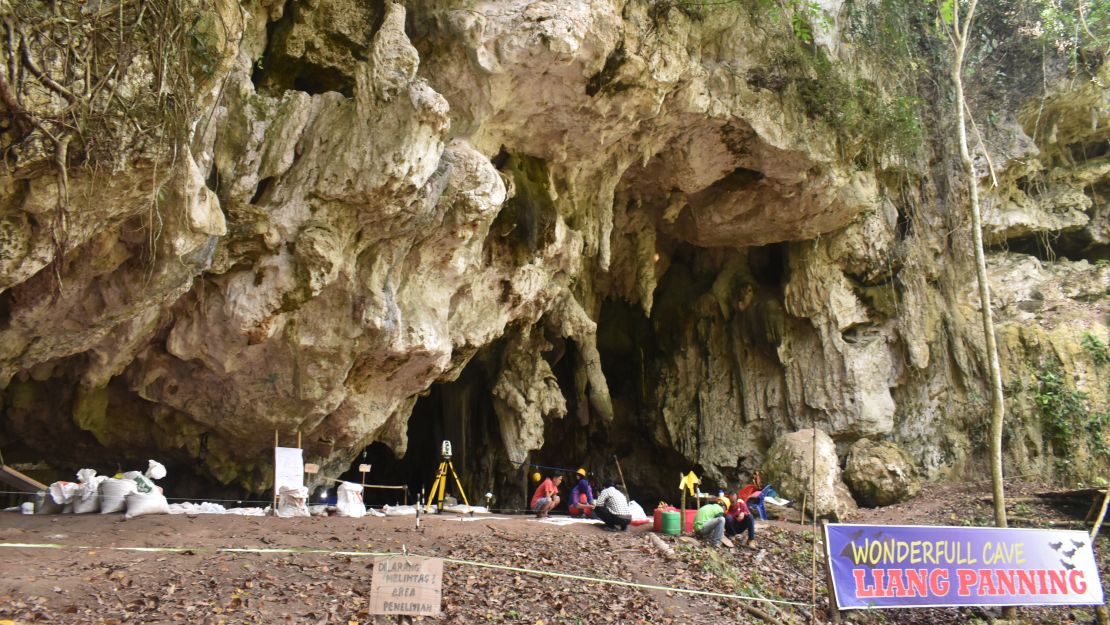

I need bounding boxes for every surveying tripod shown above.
[425,440,471,513]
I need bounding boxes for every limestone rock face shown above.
[1,0,1109,499]
[763,429,857,520]
[843,439,922,507]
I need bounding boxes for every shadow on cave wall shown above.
[340,240,796,512]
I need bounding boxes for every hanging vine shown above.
[0,0,220,283]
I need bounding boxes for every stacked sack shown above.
[335,482,366,518]
[123,460,170,520]
[276,485,310,518]
[73,468,107,513]
[36,460,170,519]
[39,469,105,513]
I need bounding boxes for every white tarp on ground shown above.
[534,516,603,526]
[168,502,267,516]
[441,504,490,515]
[444,515,512,522]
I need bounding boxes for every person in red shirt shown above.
[530,475,562,517]
[724,493,757,547]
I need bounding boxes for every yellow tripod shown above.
[425,441,471,513]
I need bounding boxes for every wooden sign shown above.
[359,464,371,473]
[303,463,319,474]
[369,556,443,616]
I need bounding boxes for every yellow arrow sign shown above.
[679,471,699,496]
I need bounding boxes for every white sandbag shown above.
[628,500,649,522]
[367,508,386,517]
[382,504,417,516]
[72,491,100,513]
[36,490,62,514]
[48,481,79,506]
[144,460,167,481]
[73,470,106,514]
[276,486,309,518]
[124,491,170,519]
[99,478,138,513]
[122,471,157,494]
[334,482,365,518]
[308,504,329,517]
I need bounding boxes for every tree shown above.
[938,0,1012,583]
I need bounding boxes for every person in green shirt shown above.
[693,496,729,547]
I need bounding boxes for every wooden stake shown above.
[680,472,686,536]
[272,430,279,515]
[613,454,629,497]
[820,520,842,624]
[1090,487,1110,625]
[1090,488,1110,539]
[297,431,301,449]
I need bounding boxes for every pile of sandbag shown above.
[123,460,170,520]
[276,485,310,518]
[36,460,170,519]
[335,481,366,518]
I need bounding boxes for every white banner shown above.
[274,447,304,492]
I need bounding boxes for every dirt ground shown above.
[0,480,1107,624]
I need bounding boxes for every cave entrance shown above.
[340,360,503,508]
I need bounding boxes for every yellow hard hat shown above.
[532,472,542,482]
[717,496,731,508]
[576,468,587,477]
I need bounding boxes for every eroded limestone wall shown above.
[1,0,1107,497]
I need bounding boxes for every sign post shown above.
[824,523,1105,610]
[370,556,443,617]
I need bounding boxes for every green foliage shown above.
[939,0,956,26]
[750,0,831,44]
[188,13,220,77]
[758,43,926,164]
[1037,0,1110,67]
[1081,332,1110,365]
[1032,360,1110,480]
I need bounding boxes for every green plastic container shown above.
[660,510,681,535]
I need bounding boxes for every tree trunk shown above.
[949,0,1013,619]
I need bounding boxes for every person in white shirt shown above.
[593,480,631,531]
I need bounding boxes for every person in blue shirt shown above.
[568,468,594,517]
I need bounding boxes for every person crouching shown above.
[568,468,595,518]
[593,480,631,531]
[724,494,756,548]
[693,497,729,547]
[530,474,562,518]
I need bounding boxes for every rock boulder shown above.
[763,429,857,520]
[843,439,922,507]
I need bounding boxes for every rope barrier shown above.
[0,490,585,515]
[508,461,578,474]
[0,542,810,608]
